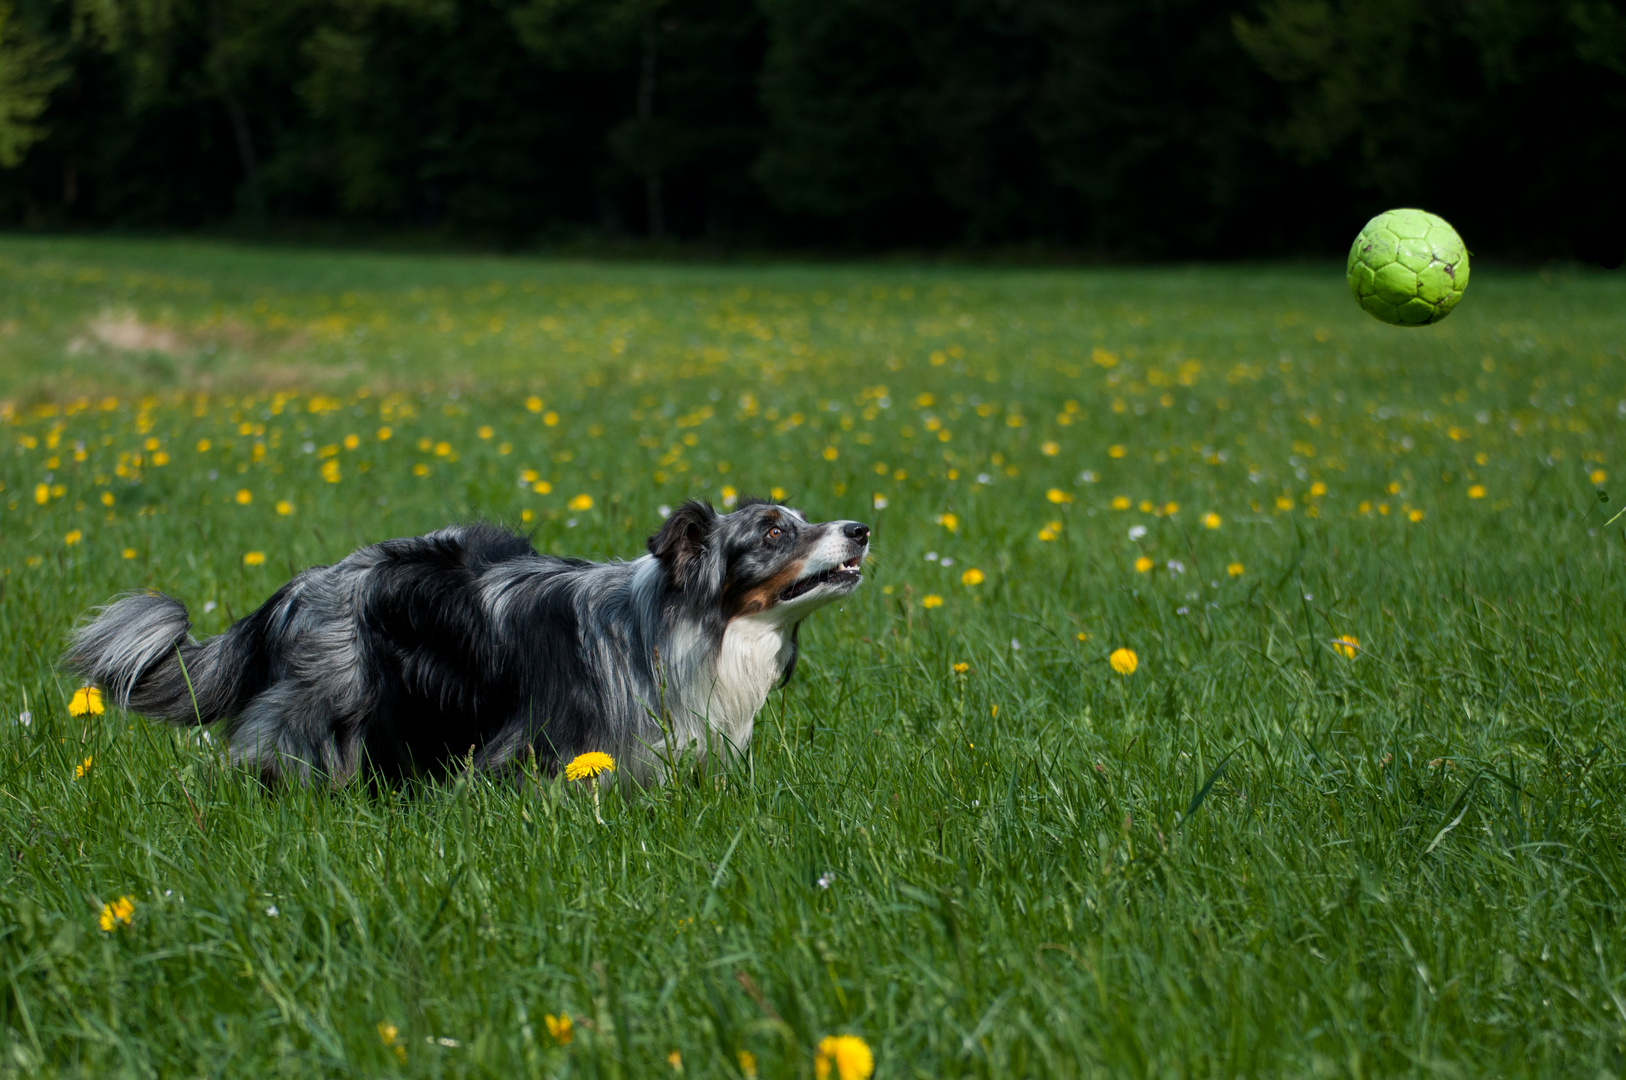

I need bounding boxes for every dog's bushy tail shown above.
[62,592,264,724]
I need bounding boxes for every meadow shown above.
[2,235,1626,1078]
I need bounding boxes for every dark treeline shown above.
[0,0,1621,258]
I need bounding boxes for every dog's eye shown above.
[766,527,782,541]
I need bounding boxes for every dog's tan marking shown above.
[723,557,807,619]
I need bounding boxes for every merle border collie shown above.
[63,499,869,785]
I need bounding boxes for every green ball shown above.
[1346,208,1470,326]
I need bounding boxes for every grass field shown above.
[3,235,1626,1078]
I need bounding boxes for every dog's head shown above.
[648,499,869,619]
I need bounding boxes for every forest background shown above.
[0,0,1621,260]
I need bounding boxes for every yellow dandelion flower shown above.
[544,1013,574,1044]
[1275,495,1295,511]
[478,425,494,440]
[1076,631,1090,641]
[952,662,969,673]
[76,755,94,778]
[34,483,49,505]
[771,486,787,500]
[152,451,170,465]
[434,441,452,457]
[1108,444,1126,459]
[961,568,984,586]
[922,594,943,608]
[101,491,115,506]
[1202,512,1221,529]
[737,1049,758,1078]
[521,509,535,523]
[377,426,393,440]
[1134,555,1154,573]
[65,529,83,545]
[1109,648,1138,675]
[543,411,559,426]
[533,481,552,494]
[668,1049,683,1071]
[1310,481,1327,496]
[244,551,266,566]
[413,463,430,477]
[235,489,252,505]
[568,494,594,512]
[377,1020,407,1062]
[1468,485,1485,499]
[1040,441,1059,456]
[195,438,211,452]
[69,686,104,717]
[1332,635,1361,659]
[814,1035,874,1080]
[1408,508,1425,522]
[122,548,137,559]
[936,512,958,532]
[565,751,615,780]
[98,895,134,932]
[822,446,839,461]
[1227,562,1244,577]
[321,460,341,483]
[276,500,294,516]
[1592,469,1607,485]
[1110,495,1131,511]
[1037,525,1058,541]
[1162,501,1179,516]
[343,433,360,450]
[1046,488,1072,504]
[526,395,544,413]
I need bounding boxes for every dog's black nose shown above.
[844,522,870,542]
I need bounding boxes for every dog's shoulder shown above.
[353,525,529,650]
[358,524,534,626]
[371,522,536,573]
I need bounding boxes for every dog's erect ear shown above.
[648,500,718,593]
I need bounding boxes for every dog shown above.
[62,499,869,785]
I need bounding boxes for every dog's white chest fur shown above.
[704,613,795,750]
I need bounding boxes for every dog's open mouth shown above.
[780,556,863,601]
